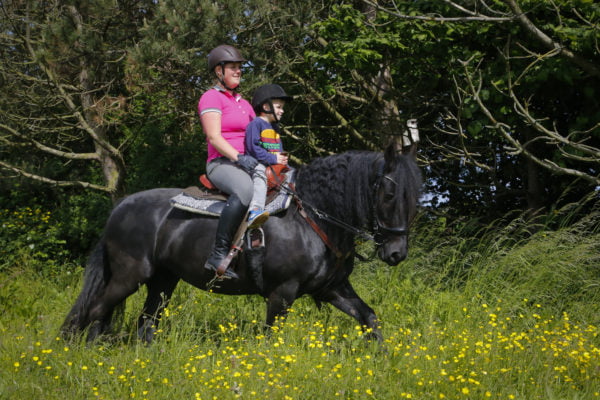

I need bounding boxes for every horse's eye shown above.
[384,192,394,201]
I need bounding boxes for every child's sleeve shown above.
[245,122,278,165]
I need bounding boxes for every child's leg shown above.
[250,163,268,211]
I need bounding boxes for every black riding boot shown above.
[205,194,247,279]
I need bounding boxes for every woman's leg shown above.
[206,158,254,205]
[205,159,254,278]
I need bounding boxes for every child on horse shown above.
[244,84,291,228]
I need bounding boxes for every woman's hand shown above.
[236,154,258,172]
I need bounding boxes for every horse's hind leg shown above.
[85,251,158,342]
[316,278,383,342]
[86,277,142,342]
[137,271,179,344]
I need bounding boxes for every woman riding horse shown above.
[199,44,260,279]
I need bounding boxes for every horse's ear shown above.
[384,137,401,167]
[401,119,419,158]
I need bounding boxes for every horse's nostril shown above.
[386,251,406,266]
[393,252,407,264]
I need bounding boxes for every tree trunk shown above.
[79,68,126,203]
[525,152,544,213]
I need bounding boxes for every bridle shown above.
[371,160,410,244]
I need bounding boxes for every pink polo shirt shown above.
[198,87,255,163]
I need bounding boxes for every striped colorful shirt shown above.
[245,117,283,165]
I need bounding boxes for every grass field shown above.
[1,207,599,399]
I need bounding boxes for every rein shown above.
[290,183,375,242]
[293,193,348,260]
[280,159,409,257]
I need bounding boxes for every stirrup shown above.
[246,227,265,249]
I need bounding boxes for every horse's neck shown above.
[298,153,376,226]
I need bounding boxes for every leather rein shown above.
[283,159,409,261]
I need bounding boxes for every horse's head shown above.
[373,141,421,265]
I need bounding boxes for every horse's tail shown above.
[60,238,111,339]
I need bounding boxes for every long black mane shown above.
[295,151,421,231]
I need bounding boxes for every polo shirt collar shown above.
[212,85,242,102]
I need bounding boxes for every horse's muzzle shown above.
[377,237,408,266]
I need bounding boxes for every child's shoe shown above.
[248,208,270,229]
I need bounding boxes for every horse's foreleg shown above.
[265,281,299,329]
[317,279,383,342]
[137,272,179,344]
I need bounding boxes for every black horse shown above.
[61,142,421,342]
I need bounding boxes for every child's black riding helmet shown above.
[251,84,292,115]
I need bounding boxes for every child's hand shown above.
[276,152,289,165]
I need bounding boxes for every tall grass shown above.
[1,200,599,399]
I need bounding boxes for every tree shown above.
[364,0,600,214]
[0,0,150,202]
[3,0,597,224]
[127,0,600,218]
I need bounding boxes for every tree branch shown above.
[1,123,100,160]
[0,160,112,192]
[502,0,600,77]
[361,0,513,22]
[289,71,378,151]
[20,15,123,160]
[461,60,600,185]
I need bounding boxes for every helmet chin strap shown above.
[217,64,238,91]
[263,99,281,123]
[267,102,282,134]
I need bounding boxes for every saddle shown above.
[170,164,294,217]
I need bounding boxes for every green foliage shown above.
[53,191,112,260]
[307,5,405,73]
[410,198,600,311]
[0,207,71,276]
[123,93,207,191]
[0,173,113,263]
